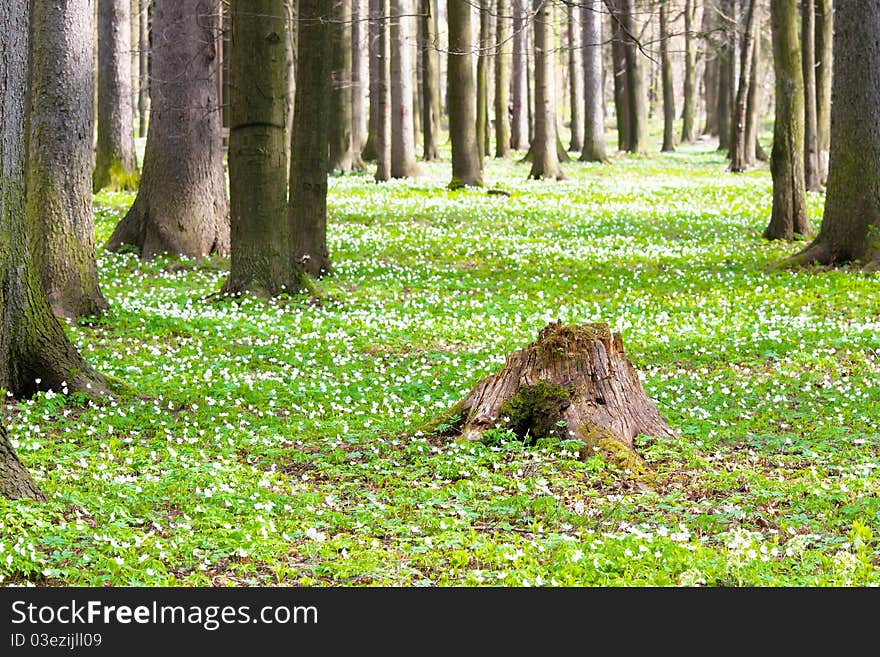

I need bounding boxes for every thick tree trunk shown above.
[1,0,105,399]
[580,0,607,162]
[27,0,107,319]
[421,0,441,161]
[352,0,369,163]
[788,1,880,268]
[620,0,647,154]
[610,7,630,151]
[730,0,758,171]
[764,0,810,241]
[328,0,354,173]
[494,0,511,158]
[391,0,417,178]
[476,0,490,164]
[681,0,697,144]
[138,0,149,138]
[660,0,675,152]
[223,0,300,296]
[529,0,563,179]
[567,3,583,153]
[447,0,483,188]
[701,2,719,136]
[511,0,529,151]
[801,0,821,191]
[815,0,832,183]
[107,0,229,260]
[375,0,392,180]
[362,0,381,162]
[438,322,675,462]
[289,0,332,278]
[1,426,46,501]
[94,0,139,191]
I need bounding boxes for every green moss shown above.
[418,400,465,436]
[536,321,613,361]
[94,157,140,193]
[577,424,652,480]
[498,381,573,443]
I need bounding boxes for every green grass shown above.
[2,141,878,586]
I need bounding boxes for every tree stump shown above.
[439,322,675,463]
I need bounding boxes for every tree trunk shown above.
[94,0,139,191]
[352,0,369,164]
[421,0,441,161]
[701,2,719,136]
[788,1,880,268]
[567,3,583,153]
[1,426,46,501]
[436,322,675,463]
[681,0,697,143]
[660,0,675,152]
[529,0,564,179]
[28,0,107,319]
[580,0,607,162]
[476,0,489,164]
[494,0,511,158]
[289,0,332,278]
[223,0,300,296]
[376,0,392,180]
[716,0,733,151]
[801,0,821,191]
[130,0,139,132]
[815,0,832,182]
[620,0,647,154]
[1,0,105,398]
[107,0,229,260]
[447,0,483,187]
[511,0,529,150]
[138,0,149,139]
[764,0,810,241]
[362,0,381,161]
[610,7,630,151]
[283,0,298,180]
[328,0,355,173]
[730,0,758,171]
[744,14,763,166]
[390,0,417,178]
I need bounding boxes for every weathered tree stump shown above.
[438,322,675,463]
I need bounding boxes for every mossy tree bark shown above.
[680,0,697,144]
[420,0,441,161]
[580,0,606,162]
[362,0,381,162]
[107,0,229,260]
[447,0,483,188]
[801,0,821,191]
[1,0,106,399]
[764,0,810,241]
[328,0,355,174]
[289,0,332,278]
[730,0,758,172]
[1,425,46,501]
[815,0,832,183]
[94,0,139,192]
[375,0,392,181]
[494,0,511,159]
[659,0,675,153]
[510,0,529,151]
[435,322,675,463]
[391,0,417,178]
[788,1,880,269]
[567,3,583,153]
[223,0,301,296]
[27,0,107,319]
[529,0,564,180]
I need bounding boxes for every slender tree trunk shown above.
[130,0,139,133]
[660,0,675,152]
[716,0,733,150]
[610,7,630,151]
[421,0,441,160]
[621,0,647,154]
[447,0,483,187]
[353,0,369,163]
[391,0,417,178]
[702,2,719,136]
[529,0,563,179]
[107,0,229,260]
[801,0,821,191]
[730,0,758,171]
[289,0,332,278]
[494,0,511,158]
[362,0,381,161]
[580,0,606,162]
[511,0,529,150]
[764,0,810,240]
[476,0,489,164]
[815,0,832,182]
[789,2,880,267]
[681,0,697,143]
[283,0,298,179]
[567,3,583,153]
[223,0,300,296]
[138,0,149,138]
[28,0,107,319]
[744,14,763,165]
[329,0,354,173]
[376,0,392,180]
[0,0,105,400]
[94,0,139,191]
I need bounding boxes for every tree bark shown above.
[681,0,697,143]
[421,0,441,161]
[390,0,417,178]
[138,0,149,139]
[362,0,381,161]
[107,0,229,260]
[447,0,483,187]
[730,0,758,171]
[27,0,108,319]
[352,0,369,164]
[744,13,763,166]
[283,0,298,180]
[1,425,46,501]
[620,0,647,154]
[764,0,810,241]
[788,1,880,268]
[701,1,719,136]
[801,0,821,191]
[476,0,490,164]
[580,0,607,162]
[529,0,564,179]
[660,0,675,152]
[1,0,106,398]
[328,0,354,173]
[567,2,583,153]
[511,0,529,151]
[375,0,392,180]
[223,0,301,296]
[716,0,733,151]
[94,0,139,191]
[494,0,511,158]
[815,0,832,182]
[610,6,630,151]
[289,0,332,277]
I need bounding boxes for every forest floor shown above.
[2,143,879,586]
